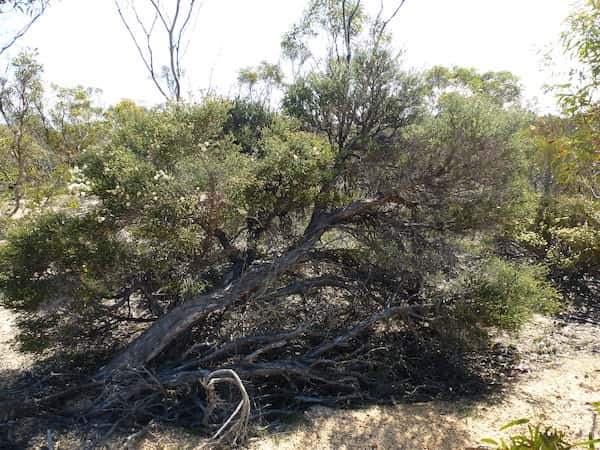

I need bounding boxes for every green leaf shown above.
[573,438,600,447]
[481,437,499,445]
[499,418,530,431]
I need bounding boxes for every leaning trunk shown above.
[100,228,325,376]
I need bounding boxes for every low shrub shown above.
[444,257,562,334]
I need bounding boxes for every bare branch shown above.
[374,0,407,41]
[113,0,170,101]
[115,0,200,101]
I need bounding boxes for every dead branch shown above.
[113,0,200,101]
[201,369,250,448]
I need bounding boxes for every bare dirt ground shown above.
[1,308,599,450]
[0,308,33,376]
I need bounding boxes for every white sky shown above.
[0,0,576,111]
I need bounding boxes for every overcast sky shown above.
[0,0,576,111]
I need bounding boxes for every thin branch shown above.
[375,0,407,40]
[113,0,170,101]
[306,305,408,358]
[0,0,48,56]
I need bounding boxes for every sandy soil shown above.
[1,308,598,450]
[248,356,599,450]
[0,307,33,376]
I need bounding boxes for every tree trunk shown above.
[99,197,389,376]
[99,228,326,376]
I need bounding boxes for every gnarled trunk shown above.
[99,198,388,376]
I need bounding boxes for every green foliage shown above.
[400,93,530,231]
[447,258,562,333]
[558,0,600,114]
[281,0,365,66]
[241,123,333,227]
[0,51,48,207]
[0,95,339,350]
[517,196,600,277]
[0,2,570,394]
[0,213,129,312]
[483,418,600,449]
[237,61,283,102]
[427,65,522,106]
[47,85,106,161]
[550,1,600,198]
[0,52,104,216]
[283,45,425,150]
[223,98,274,153]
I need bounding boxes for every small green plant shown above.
[483,418,600,449]
[450,257,563,333]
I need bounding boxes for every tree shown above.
[500,0,600,308]
[426,65,522,107]
[114,0,201,102]
[237,61,284,104]
[0,54,103,217]
[553,0,600,199]
[0,52,44,216]
[281,0,405,78]
[0,1,559,444]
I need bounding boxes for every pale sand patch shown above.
[0,306,33,374]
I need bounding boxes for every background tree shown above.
[0,53,104,218]
[114,0,201,102]
[498,0,600,309]
[0,52,45,216]
[554,0,600,198]
[426,65,522,107]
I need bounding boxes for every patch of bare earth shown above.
[0,306,33,378]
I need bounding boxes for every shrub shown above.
[515,197,599,273]
[446,258,562,333]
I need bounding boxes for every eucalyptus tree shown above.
[0,52,44,216]
[0,54,107,221]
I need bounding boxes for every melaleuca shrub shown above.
[0,98,335,353]
[0,213,132,351]
[440,257,562,337]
